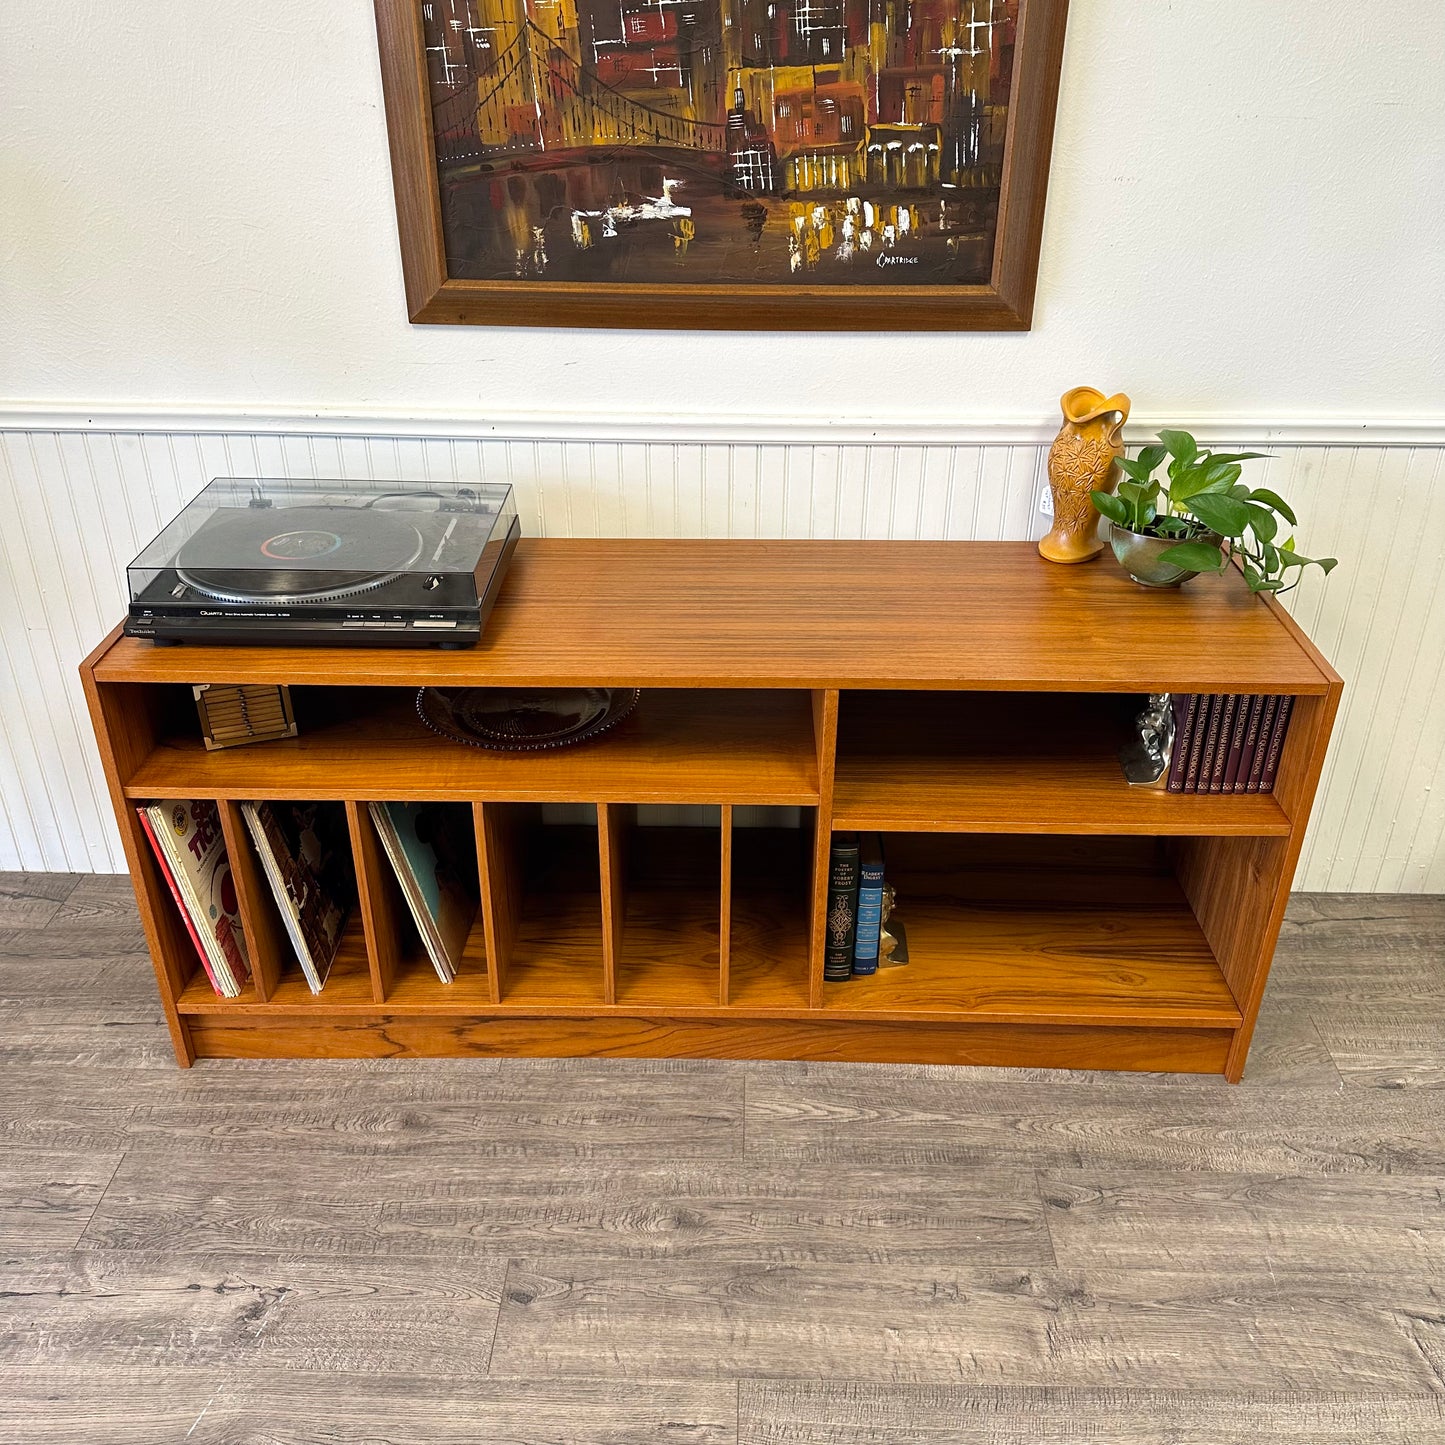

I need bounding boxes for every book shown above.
[1232,695,1266,793]
[824,832,861,982]
[1245,694,1281,792]
[1208,694,1239,794]
[1220,694,1252,793]
[1258,694,1294,793]
[1190,695,1223,794]
[852,833,885,976]
[1167,693,1201,793]
[369,802,479,984]
[241,800,354,994]
[137,799,250,998]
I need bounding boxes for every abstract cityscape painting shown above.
[374,0,1067,326]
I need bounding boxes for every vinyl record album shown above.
[176,506,425,604]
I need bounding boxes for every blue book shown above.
[852,833,885,975]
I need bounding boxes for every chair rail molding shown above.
[1,407,1442,891]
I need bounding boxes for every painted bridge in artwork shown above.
[421,0,1016,286]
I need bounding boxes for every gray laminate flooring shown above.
[1,874,1443,1444]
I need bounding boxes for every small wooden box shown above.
[193,683,297,750]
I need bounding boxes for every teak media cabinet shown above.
[82,540,1342,1081]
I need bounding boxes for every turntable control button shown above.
[380,621,406,629]
[342,620,366,628]
[412,619,458,629]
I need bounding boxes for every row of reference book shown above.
[1166,694,1295,794]
[825,832,907,982]
[137,797,480,998]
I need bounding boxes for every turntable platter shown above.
[176,506,425,604]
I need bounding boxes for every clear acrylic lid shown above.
[127,478,516,602]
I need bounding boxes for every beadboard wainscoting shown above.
[0,417,1441,891]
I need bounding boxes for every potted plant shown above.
[1090,429,1338,591]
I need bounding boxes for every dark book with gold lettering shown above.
[825,833,861,983]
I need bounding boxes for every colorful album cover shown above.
[242,800,354,993]
[139,798,250,997]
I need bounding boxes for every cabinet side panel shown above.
[1172,688,1343,1081]
[79,673,194,1065]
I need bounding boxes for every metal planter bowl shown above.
[1107,523,1221,589]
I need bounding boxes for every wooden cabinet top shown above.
[89,538,1338,693]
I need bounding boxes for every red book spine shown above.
[1258,694,1295,793]
[1221,694,1252,793]
[1232,695,1266,793]
[1167,694,1200,793]
[1245,694,1281,792]
[1190,696,1222,794]
[136,805,222,995]
[1208,694,1238,793]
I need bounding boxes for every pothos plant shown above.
[1090,429,1337,594]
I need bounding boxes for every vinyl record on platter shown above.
[176,506,425,604]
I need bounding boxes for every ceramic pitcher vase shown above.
[1039,387,1131,564]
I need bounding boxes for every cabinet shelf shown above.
[125,688,819,806]
[833,692,1291,836]
[822,893,1241,1029]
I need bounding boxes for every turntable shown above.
[124,478,519,648]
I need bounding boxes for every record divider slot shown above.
[476,800,521,1005]
[346,800,403,1003]
[216,800,284,1002]
[597,803,625,1006]
[808,688,841,1009]
[719,805,734,1007]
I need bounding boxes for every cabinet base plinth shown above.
[186,1015,1235,1074]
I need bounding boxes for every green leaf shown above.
[1091,491,1128,525]
[1204,462,1243,489]
[1247,488,1298,526]
[1159,541,1227,573]
[1136,444,1167,473]
[1186,492,1252,535]
[1242,562,1265,591]
[1116,456,1153,482]
[1244,502,1278,543]
[1277,549,1340,574]
[1202,452,1268,466]
[1167,465,1216,504]
[1262,540,1280,571]
[1158,429,1198,465]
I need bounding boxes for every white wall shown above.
[1,421,1443,893]
[1,3,1443,888]
[1,0,1441,422]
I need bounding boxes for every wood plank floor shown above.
[1,873,1443,1443]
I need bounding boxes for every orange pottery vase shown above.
[1039,386,1131,564]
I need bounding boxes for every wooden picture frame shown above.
[373,0,1069,330]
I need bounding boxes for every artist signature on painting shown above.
[876,254,920,267]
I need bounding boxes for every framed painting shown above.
[374,0,1069,328]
